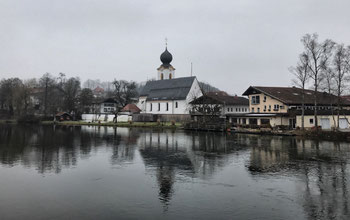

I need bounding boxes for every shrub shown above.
[17,115,40,124]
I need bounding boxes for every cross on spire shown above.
[165,37,168,48]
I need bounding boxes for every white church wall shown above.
[137,96,147,112]
[144,100,188,114]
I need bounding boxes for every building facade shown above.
[137,47,203,118]
[239,86,350,129]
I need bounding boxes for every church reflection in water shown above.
[0,124,349,218]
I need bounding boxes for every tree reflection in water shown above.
[247,136,350,219]
[0,124,350,219]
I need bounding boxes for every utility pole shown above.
[191,62,193,76]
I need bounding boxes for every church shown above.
[137,46,203,118]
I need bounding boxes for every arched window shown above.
[160,73,164,80]
[169,73,172,79]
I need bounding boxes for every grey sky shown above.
[1,0,350,95]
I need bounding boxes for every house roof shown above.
[242,86,350,106]
[140,76,196,101]
[121,104,141,113]
[190,91,249,106]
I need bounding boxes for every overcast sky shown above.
[1,0,350,95]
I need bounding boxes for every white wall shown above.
[158,66,175,80]
[82,114,115,122]
[145,100,188,114]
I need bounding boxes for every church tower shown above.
[157,47,175,80]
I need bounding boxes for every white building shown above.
[137,47,203,116]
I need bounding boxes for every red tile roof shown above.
[121,104,141,113]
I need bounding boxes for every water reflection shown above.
[247,136,350,219]
[0,124,350,219]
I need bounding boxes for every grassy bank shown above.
[0,119,17,124]
[41,120,182,128]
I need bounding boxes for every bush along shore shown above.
[2,118,350,141]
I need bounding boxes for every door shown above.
[339,118,349,129]
[320,118,331,129]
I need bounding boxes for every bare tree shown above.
[301,33,335,128]
[39,73,56,116]
[112,80,138,108]
[290,53,309,129]
[332,44,350,128]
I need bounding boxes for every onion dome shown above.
[160,47,173,65]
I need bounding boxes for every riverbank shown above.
[42,120,182,129]
[0,119,181,128]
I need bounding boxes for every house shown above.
[241,86,350,129]
[117,104,141,122]
[55,112,72,121]
[120,104,141,114]
[190,91,249,123]
[137,46,203,121]
[82,98,118,123]
[94,98,118,114]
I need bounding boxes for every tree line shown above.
[0,73,139,119]
[291,33,350,129]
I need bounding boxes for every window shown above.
[231,108,233,112]
[150,103,152,111]
[104,108,107,112]
[268,105,271,111]
[309,118,314,124]
[236,108,238,112]
[257,107,260,113]
[166,103,169,111]
[160,73,164,80]
[252,107,254,112]
[169,73,172,79]
[264,105,266,111]
[175,102,178,108]
[263,96,267,102]
[227,108,230,112]
[274,104,279,111]
[158,103,160,111]
[280,105,284,109]
[251,95,260,104]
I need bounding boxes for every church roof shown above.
[140,76,196,101]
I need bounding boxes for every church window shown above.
[161,73,164,80]
[175,102,178,108]
[150,103,152,111]
[158,103,160,111]
[169,73,172,79]
[166,103,169,111]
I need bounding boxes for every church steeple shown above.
[157,41,175,80]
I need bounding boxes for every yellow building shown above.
[238,86,350,129]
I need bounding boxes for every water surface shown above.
[0,124,349,219]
